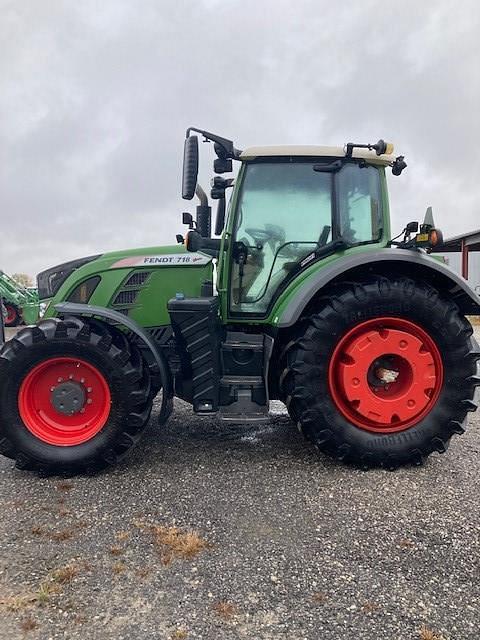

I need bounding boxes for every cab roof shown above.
[239,145,395,166]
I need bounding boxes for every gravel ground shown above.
[0,326,479,640]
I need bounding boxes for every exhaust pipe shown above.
[195,184,212,238]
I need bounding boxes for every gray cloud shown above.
[1,0,479,276]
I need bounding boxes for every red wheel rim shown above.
[18,357,111,446]
[328,317,443,433]
[5,304,17,325]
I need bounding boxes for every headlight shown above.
[67,276,101,303]
[37,255,100,300]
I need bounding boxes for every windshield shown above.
[230,160,383,313]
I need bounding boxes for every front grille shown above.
[113,290,139,305]
[124,271,151,287]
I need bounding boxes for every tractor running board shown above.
[219,376,270,424]
[218,332,273,424]
[167,300,274,423]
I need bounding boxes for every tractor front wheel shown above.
[0,317,154,472]
[281,277,480,469]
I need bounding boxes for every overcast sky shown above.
[1,0,479,276]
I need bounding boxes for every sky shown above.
[1,0,479,277]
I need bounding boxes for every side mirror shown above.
[182,135,199,200]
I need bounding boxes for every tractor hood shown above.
[41,244,214,328]
[38,245,212,300]
[105,245,212,269]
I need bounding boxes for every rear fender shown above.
[277,248,480,327]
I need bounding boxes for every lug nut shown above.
[87,398,92,404]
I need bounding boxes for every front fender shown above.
[54,302,173,397]
[276,248,480,327]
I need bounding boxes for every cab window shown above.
[230,161,382,314]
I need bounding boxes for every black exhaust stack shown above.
[195,184,211,238]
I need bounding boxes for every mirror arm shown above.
[186,127,241,159]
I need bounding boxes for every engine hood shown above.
[104,245,212,269]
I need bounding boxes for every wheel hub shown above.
[328,317,443,433]
[50,380,86,415]
[18,357,111,446]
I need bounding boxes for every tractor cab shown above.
[227,151,386,315]
[181,128,406,321]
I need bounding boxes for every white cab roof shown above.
[239,145,395,166]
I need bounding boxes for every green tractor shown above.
[0,271,39,327]
[0,128,479,473]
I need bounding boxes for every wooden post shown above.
[461,238,469,280]
[0,297,4,345]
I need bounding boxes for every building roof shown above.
[239,145,396,166]
[432,229,480,253]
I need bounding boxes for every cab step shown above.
[218,332,273,424]
[219,375,270,423]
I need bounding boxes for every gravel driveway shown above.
[0,326,479,640]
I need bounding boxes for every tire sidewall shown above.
[295,280,475,462]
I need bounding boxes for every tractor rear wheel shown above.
[0,317,154,473]
[4,303,21,327]
[281,277,480,469]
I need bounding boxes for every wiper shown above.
[297,237,350,271]
[315,237,349,257]
[313,160,343,172]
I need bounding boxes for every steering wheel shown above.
[245,224,285,246]
[245,228,272,244]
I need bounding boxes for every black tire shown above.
[0,317,154,473]
[281,277,480,469]
[4,303,20,327]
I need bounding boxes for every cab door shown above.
[224,159,384,320]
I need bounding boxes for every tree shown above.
[11,273,33,287]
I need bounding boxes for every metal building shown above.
[432,229,480,295]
